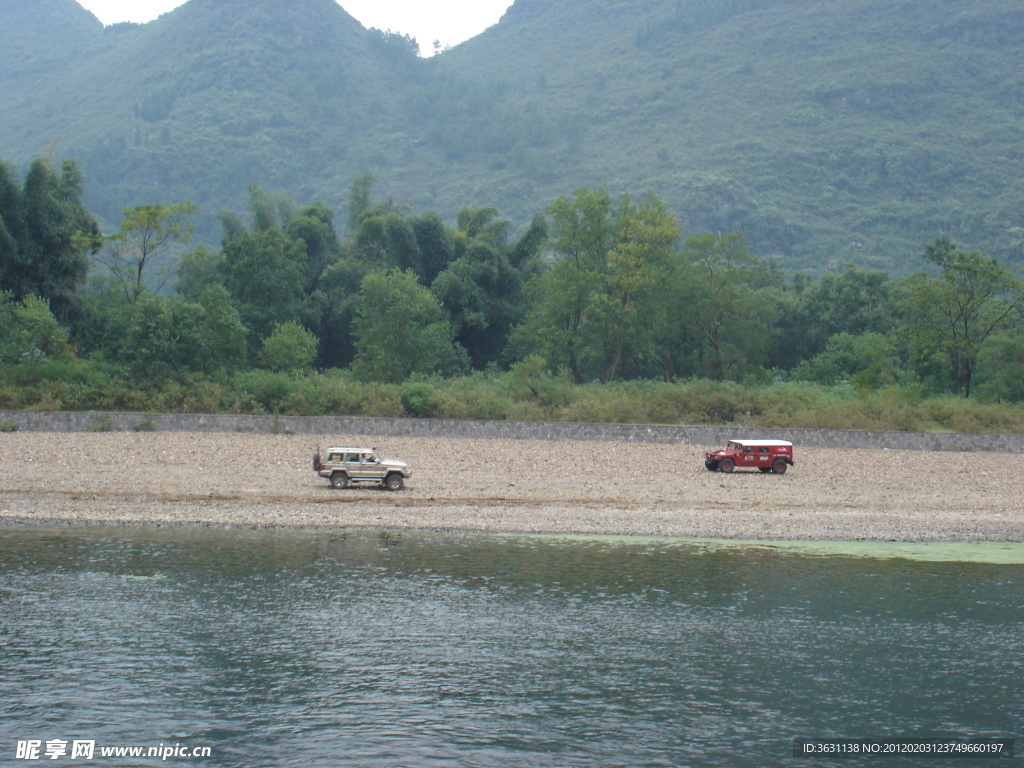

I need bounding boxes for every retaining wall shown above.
[1,410,1022,453]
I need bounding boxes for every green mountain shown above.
[3,0,1023,272]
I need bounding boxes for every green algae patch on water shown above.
[677,538,1024,564]
[469,531,1024,565]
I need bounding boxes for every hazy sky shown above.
[77,0,513,53]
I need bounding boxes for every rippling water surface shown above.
[1,525,1021,767]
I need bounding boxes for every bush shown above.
[401,381,439,418]
[232,370,300,413]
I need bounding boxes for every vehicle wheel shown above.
[759,467,772,473]
[772,459,788,475]
[384,474,404,492]
[330,473,349,489]
[719,458,735,473]
[705,460,718,472]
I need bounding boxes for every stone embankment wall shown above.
[2,410,1022,453]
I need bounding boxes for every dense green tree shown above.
[512,187,619,383]
[508,212,548,271]
[193,285,248,373]
[974,331,1024,403]
[411,212,456,285]
[95,287,247,378]
[431,206,543,370]
[246,182,282,233]
[432,242,517,369]
[179,188,342,369]
[119,291,178,376]
[771,266,895,370]
[801,331,902,390]
[174,243,226,302]
[16,296,69,373]
[0,291,15,362]
[647,250,704,381]
[286,201,342,291]
[455,207,511,247]
[897,238,1024,398]
[0,164,24,275]
[351,210,427,274]
[594,192,679,381]
[221,228,310,339]
[347,172,377,234]
[316,257,369,370]
[383,215,423,275]
[352,269,468,382]
[74,278,133,362]
[259,322,318,373]
[514,188,680,383]
[679,231,776,380]
[0,158,98,326]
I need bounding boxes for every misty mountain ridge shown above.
[2,0,1023,273]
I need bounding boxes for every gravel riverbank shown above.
[1,431,1022,541]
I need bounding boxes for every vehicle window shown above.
[344,453,359,463]
[328,453,341,462]
[760,447,769,454]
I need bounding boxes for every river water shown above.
[1,524,1020,767]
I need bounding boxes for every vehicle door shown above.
[356,452,386,481]
[757,446,772,468]
[738,444,758,467]
[343,452,365,480]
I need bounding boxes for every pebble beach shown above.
[2,431,1022,542]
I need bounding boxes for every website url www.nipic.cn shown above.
[15,740,212,761]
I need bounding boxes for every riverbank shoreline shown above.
[2,431,1022,543]
[3,409,1024,453]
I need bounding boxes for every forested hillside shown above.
[2,0,1024,272]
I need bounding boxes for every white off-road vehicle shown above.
[313,447,411,491]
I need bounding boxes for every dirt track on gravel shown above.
[2,431,1022,541]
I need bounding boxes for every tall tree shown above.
[680,231,775,380]
[0,158,98,325]
[898,238,1024,398]
[94,201,197,304]
[221,228,309,340]
[352,269,468,382]
[513,187,617,383]
[512,188,678,383]
[347,172,376,234]
[286,201,342,292]
[595,192,679,382]
[431,206,544,370]
[411,212,456,285]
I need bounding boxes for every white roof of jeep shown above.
[326,447,376,453]
[727,439,793,447]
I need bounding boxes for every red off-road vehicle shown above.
[704,439,794,474]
